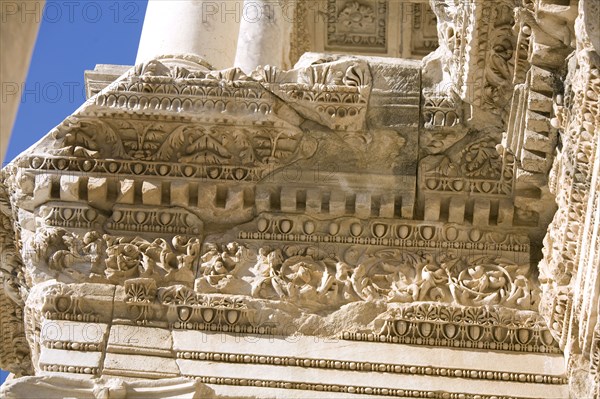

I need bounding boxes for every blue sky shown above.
[5,0,148,163]
[1,0,147,384]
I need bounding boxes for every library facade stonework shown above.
[0,0,599,398]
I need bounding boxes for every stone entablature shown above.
[3,54,542,305]
[1,0,599,397]
[0,52,557,398]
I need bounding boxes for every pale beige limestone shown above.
[234,0,295,73]
[136,0,242,69]
[1,0,599,397]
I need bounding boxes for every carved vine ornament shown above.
[0,0,598,397]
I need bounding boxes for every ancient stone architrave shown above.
[0,0,599,397]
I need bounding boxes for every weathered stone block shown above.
[498,199,515,226]
[117,179,135,204]
[329,190,346,216]
[33,174,53,205]
[141,181,161,206]
[88,177,108,207]
[448,197,465,224]
[424,197,441,221]
[255,186,271,213]
[306,188,321,214]
[355,192,371,219]
[59,175,80,201]
[170,181,189,207]
[379,193,395,218]
[280,186,297,212]
[473,199,490,226]
[226,186,244,210]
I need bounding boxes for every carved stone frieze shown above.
[497,0,577,254]
[422,90,463,130]
[298,0,439,62]
[534,0,600,395]
[26,227,201,286]
[203,243,537,310]
[0,183,27,305]
[0,288,30,376]
[370,303,559,354]
[410,3,439,57]
[420,134,514,197]
[0,181,32,375]
[431,0,518,111]
[47,117,315,171]
[0,45,568,396]
[327,0,387,52]
[5,0,600,394]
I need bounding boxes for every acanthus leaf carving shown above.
[44,116,318,181]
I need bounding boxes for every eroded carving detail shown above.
[348,303,560,354]
[327,0,387,51]
[1,2,592,393]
